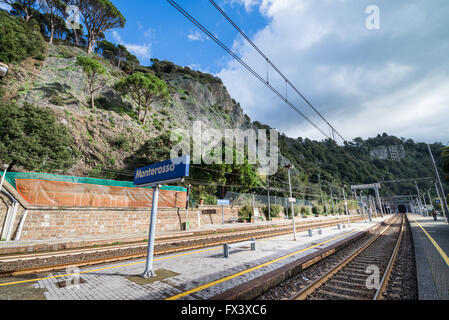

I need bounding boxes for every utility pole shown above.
[428,144,449,223]
[318,174,325,209]
[435,181,447,222]
[427,189,433,209]
[415,181,424,216]
[286,165,297,241]
[374,184,385,218]
[252,193,256,223]
[342,187,350,226]
[330,187,335,215]
[422,193,428,215]
[267,177,271,221]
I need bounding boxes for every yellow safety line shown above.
[0,247,220,287]
[410,216,449,267]
[165,229,360,300]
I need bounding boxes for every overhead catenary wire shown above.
[166,0,389,188]
[208,0,347,143]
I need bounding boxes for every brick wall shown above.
[16,205,247,241]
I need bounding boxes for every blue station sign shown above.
[217,199,230,206]
[134,155,190,187]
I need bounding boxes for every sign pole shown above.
[142,184,160,279]
[222,205,224,224]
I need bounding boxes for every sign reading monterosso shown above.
[134,155,190,187]
[134,155,190,279]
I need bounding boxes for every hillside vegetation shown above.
[0,7,447,205]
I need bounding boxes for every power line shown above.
[208,0,346,143]
[166,0,332,140]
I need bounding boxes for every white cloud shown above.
[110,31,152,62]
[187,30,206,42]
[229,0,261,12]
[217,0,449,143]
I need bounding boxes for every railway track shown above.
[289,214,405,300]
[0,216,365,277]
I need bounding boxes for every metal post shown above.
[142,185,160,279]
[415,181,424,216]
[0,166,8,193]
[222,205,225,224]
[267,177,271,221]
[342,187,350,226]
[435,182,447,222]
[359,191,367,223]
[428,189,433,210]
[428,144,449,222]
[330,187,335,215]
[374,185,384,218]
[319,174,325,208]
[422,193,428,216]
[252,193,256,223]
[287,167,297,241]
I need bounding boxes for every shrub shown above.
[0,85,5,98]
[0,102,78,172]
[109,134,130,152]
[262,204,282,218]
[301,206,312,216]
[0,12,46,64]
[49,94,64,106]
[312,205,324,215]
[239,205,254,221]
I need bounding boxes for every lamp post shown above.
[285,164,297,241]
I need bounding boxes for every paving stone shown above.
[31,217,388,300]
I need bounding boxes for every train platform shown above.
[0,215,390,300]
[407,213,449,300]
[0,215,356,255]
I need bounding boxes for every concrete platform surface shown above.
[0,216,389,300]
[407,214,449,300]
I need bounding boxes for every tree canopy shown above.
[114,72,169,124]
[76,55,108,108]
[75,0,126,53]
[0,102,77,172]
[96,39,139,74]
[0,10,45,63]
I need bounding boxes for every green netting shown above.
[3,172,187,192]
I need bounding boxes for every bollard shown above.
[224,243,230,258]
[337,224,341,230]
[318,228,322,235]
[342,224,346,229]
[308,229,313,237]
[250,238,256,251]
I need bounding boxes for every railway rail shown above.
[0,216,366,277]
[289,214,405,300]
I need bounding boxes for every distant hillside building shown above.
[370,144,405,161]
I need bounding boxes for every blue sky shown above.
[108,0,268,73]
[106,0,449,144]
[2,0,448,144]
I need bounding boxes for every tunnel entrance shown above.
[398,205,407,214]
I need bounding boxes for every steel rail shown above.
[0,217,365,277]
[373,214,405,300]
[290,214,402,300]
